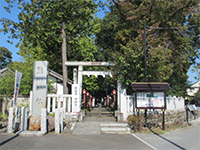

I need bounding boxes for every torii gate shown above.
[65,61,115,113]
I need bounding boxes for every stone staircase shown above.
[100,123,130,134]
[72,107,131,135]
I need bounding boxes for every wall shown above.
[166,95,185,111]
[119,93,186,121]
[0,95,30,114]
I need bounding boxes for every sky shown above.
[0,0,199,84]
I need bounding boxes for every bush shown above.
[0,112,3,121]
[127,115,144,132]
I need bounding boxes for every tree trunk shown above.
[62,21,68,94]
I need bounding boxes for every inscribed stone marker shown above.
[32,61,48,116]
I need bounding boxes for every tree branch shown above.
[162,0,192,26]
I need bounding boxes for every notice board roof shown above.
[132,82,170,92]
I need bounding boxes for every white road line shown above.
[131,133,158,150]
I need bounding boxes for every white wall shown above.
[166,95,185,111]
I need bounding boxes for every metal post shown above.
[99,103,102,118]
[162,109,165,130]
[145,109,147,126]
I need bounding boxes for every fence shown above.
[124,95,185,114]
[47,94,72,114]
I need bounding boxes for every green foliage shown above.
[0,112,3,121]
[48,113,55,117]
[0,46,12,69]
[0,71,14,96]
[194,90,200,100]
[192,63,200,81]
[96,0,200,96]
[48,80,56,94]
[17,103,29,108]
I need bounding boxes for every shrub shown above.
[127,115,144,132]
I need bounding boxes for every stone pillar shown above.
[121,88,127,121]
[117,82,127,121]
[60,108,64,132]
[78,65,83,112]
[117,82,121,111]
[55,109,60,134]
[32,61,48,116]
[41,108,47,133]
[29,91,33,116]
[8,107,15,133]
[14,107,20,132]
[21,107,27,131]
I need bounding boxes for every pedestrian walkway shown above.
[84,107,116,122]
[72,107,129,135]
[133,117,200,150]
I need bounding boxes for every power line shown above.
[147,24,199,29]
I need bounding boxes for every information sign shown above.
[137,92,165,108]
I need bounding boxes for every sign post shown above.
[13,70,22,106]
[72,84,80,114]
[132,82,170,130]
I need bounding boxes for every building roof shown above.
[190,81,200,88]
[0,67,14,75]
[49,70,72,85]
[0,67,73,85]
[132,82,170,92]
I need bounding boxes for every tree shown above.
[1,0,99,94]
[96,0,200,96]
[0,46,12,69]
[192,63,200,80]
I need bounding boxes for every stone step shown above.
[100,123,130,134]
[100,123,128,128]
[101,127,130,134]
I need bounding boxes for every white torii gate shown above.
[65,61,115,113]
[65,61,129,121]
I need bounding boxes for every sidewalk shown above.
[134,117,200,150]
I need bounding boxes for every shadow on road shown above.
[0,134,19,147]
[149,127,186,150]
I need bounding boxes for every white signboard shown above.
[13,70,22,106]
[32,61,48,116]
[72,84,80,114]
[137,92,165,108]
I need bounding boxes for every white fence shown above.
[124,95,185,114]
[47,94,72,114]
[125,95,135,113]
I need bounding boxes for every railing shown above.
[47,94,72,114]
[126,95,134,113]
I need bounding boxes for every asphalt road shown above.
[1,126,200,150]
[0,133,153,150]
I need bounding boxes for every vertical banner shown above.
[72,84,80,114]
[32,61,48,116]
[13,70,22,106]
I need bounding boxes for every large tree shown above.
[0,46,12,69]
[1,0,99,94]
[96,0,199,96]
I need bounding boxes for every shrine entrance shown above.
[65,61,117,117]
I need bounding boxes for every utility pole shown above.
[144,23,147,82]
